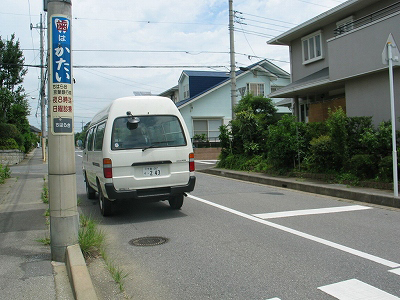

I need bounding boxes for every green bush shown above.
[305,135,336,172]
[267,115,305,171]
[347,116,374,157]
[347,154,377,179]
[326,107,348,170]
[0,164,11,184]
[377,156,398,182]
[0,138,19,150]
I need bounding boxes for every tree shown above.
[0,34,28,122]
[0,34,36,153]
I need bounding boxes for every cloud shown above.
[0,0,346,129]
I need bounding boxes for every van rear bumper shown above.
[104,176,196,200]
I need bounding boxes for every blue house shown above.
[160,59,290,141]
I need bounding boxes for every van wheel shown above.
[169,194,184,210]
[85,177,96,199]
[98,184,112,216]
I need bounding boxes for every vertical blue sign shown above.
[52,17,71,84]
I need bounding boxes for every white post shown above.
[388,42,398,197]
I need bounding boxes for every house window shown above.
[301,30,323,64]
[193,119,223,141]
[183,84,190,99]
[246,83,265,96]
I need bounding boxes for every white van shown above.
[82,96,196,216]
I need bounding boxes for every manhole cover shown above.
[129,236,169,247]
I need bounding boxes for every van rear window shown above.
[111,115,187,150]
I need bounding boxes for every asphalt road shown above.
[75,151,400,299]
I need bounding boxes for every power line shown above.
[235,11,298,26]
[74,16,225,27]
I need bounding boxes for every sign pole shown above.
[46,0,79,262]
[382,33,400,197]
[388,42,398,197]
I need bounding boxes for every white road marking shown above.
[265,298,281,300]
[318,279,400,299]
[389,268,400,276]
[76,154,82,158]
[187,194,400,268]
[253,205,372,219]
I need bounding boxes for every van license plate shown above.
[143,166,161,177]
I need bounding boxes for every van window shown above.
[86,127,95,151]
[93,122,106,151]
[111,115,186,150]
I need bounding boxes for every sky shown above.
[0,0,347,132]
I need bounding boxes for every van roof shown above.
[90,96,178,126]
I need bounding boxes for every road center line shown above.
[187,194,400,269]
[253,205,372,219]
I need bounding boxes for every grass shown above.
[79,214,105,259]
[0,164,11,184]
[79,214,128,292]
[36,237,51,245]
[101,249,129,292]
[41,177,48,204]
[37,198,128,293]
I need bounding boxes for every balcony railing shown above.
[334,1,400,36]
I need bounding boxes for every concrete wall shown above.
[328,13,400,81]
[346,69,400,127]
[0,150,25,165]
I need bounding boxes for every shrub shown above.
[218,124,232,159]
[347,154,377,179]
[267,115,305,171]
[305,135,336,172]
[217,154,248,170]
[326,107,348,170]
[0,164,11,184]
[0,138,19,150]
[347,116,374,157]
[377,156,398,182]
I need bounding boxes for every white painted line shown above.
[253,205,372,219]
[389,268,400,276]
[187,194,400,268]
[318,278,400,299]
[76,154,82,158]
[266,298,281,300]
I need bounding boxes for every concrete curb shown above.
[66,244,98,300]
[199,168,400,209]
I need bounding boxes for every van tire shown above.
[98,183,112,216]
[169,194,184,210]
[85,176,96,199]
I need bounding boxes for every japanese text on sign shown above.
[52,17,71,84]
[49,15,73,135]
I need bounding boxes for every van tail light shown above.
[103,158,113,178]
[189,153,195,172]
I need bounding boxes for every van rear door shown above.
[109,115,192,191]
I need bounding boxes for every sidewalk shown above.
[0,149,73,299]
[199,168,400,209]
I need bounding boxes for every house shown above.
[267,0,400,126]
[161,59,290,141]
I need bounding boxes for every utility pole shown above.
[30,14,47,162]
[46,0,79,262]
[229,0,237,120]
